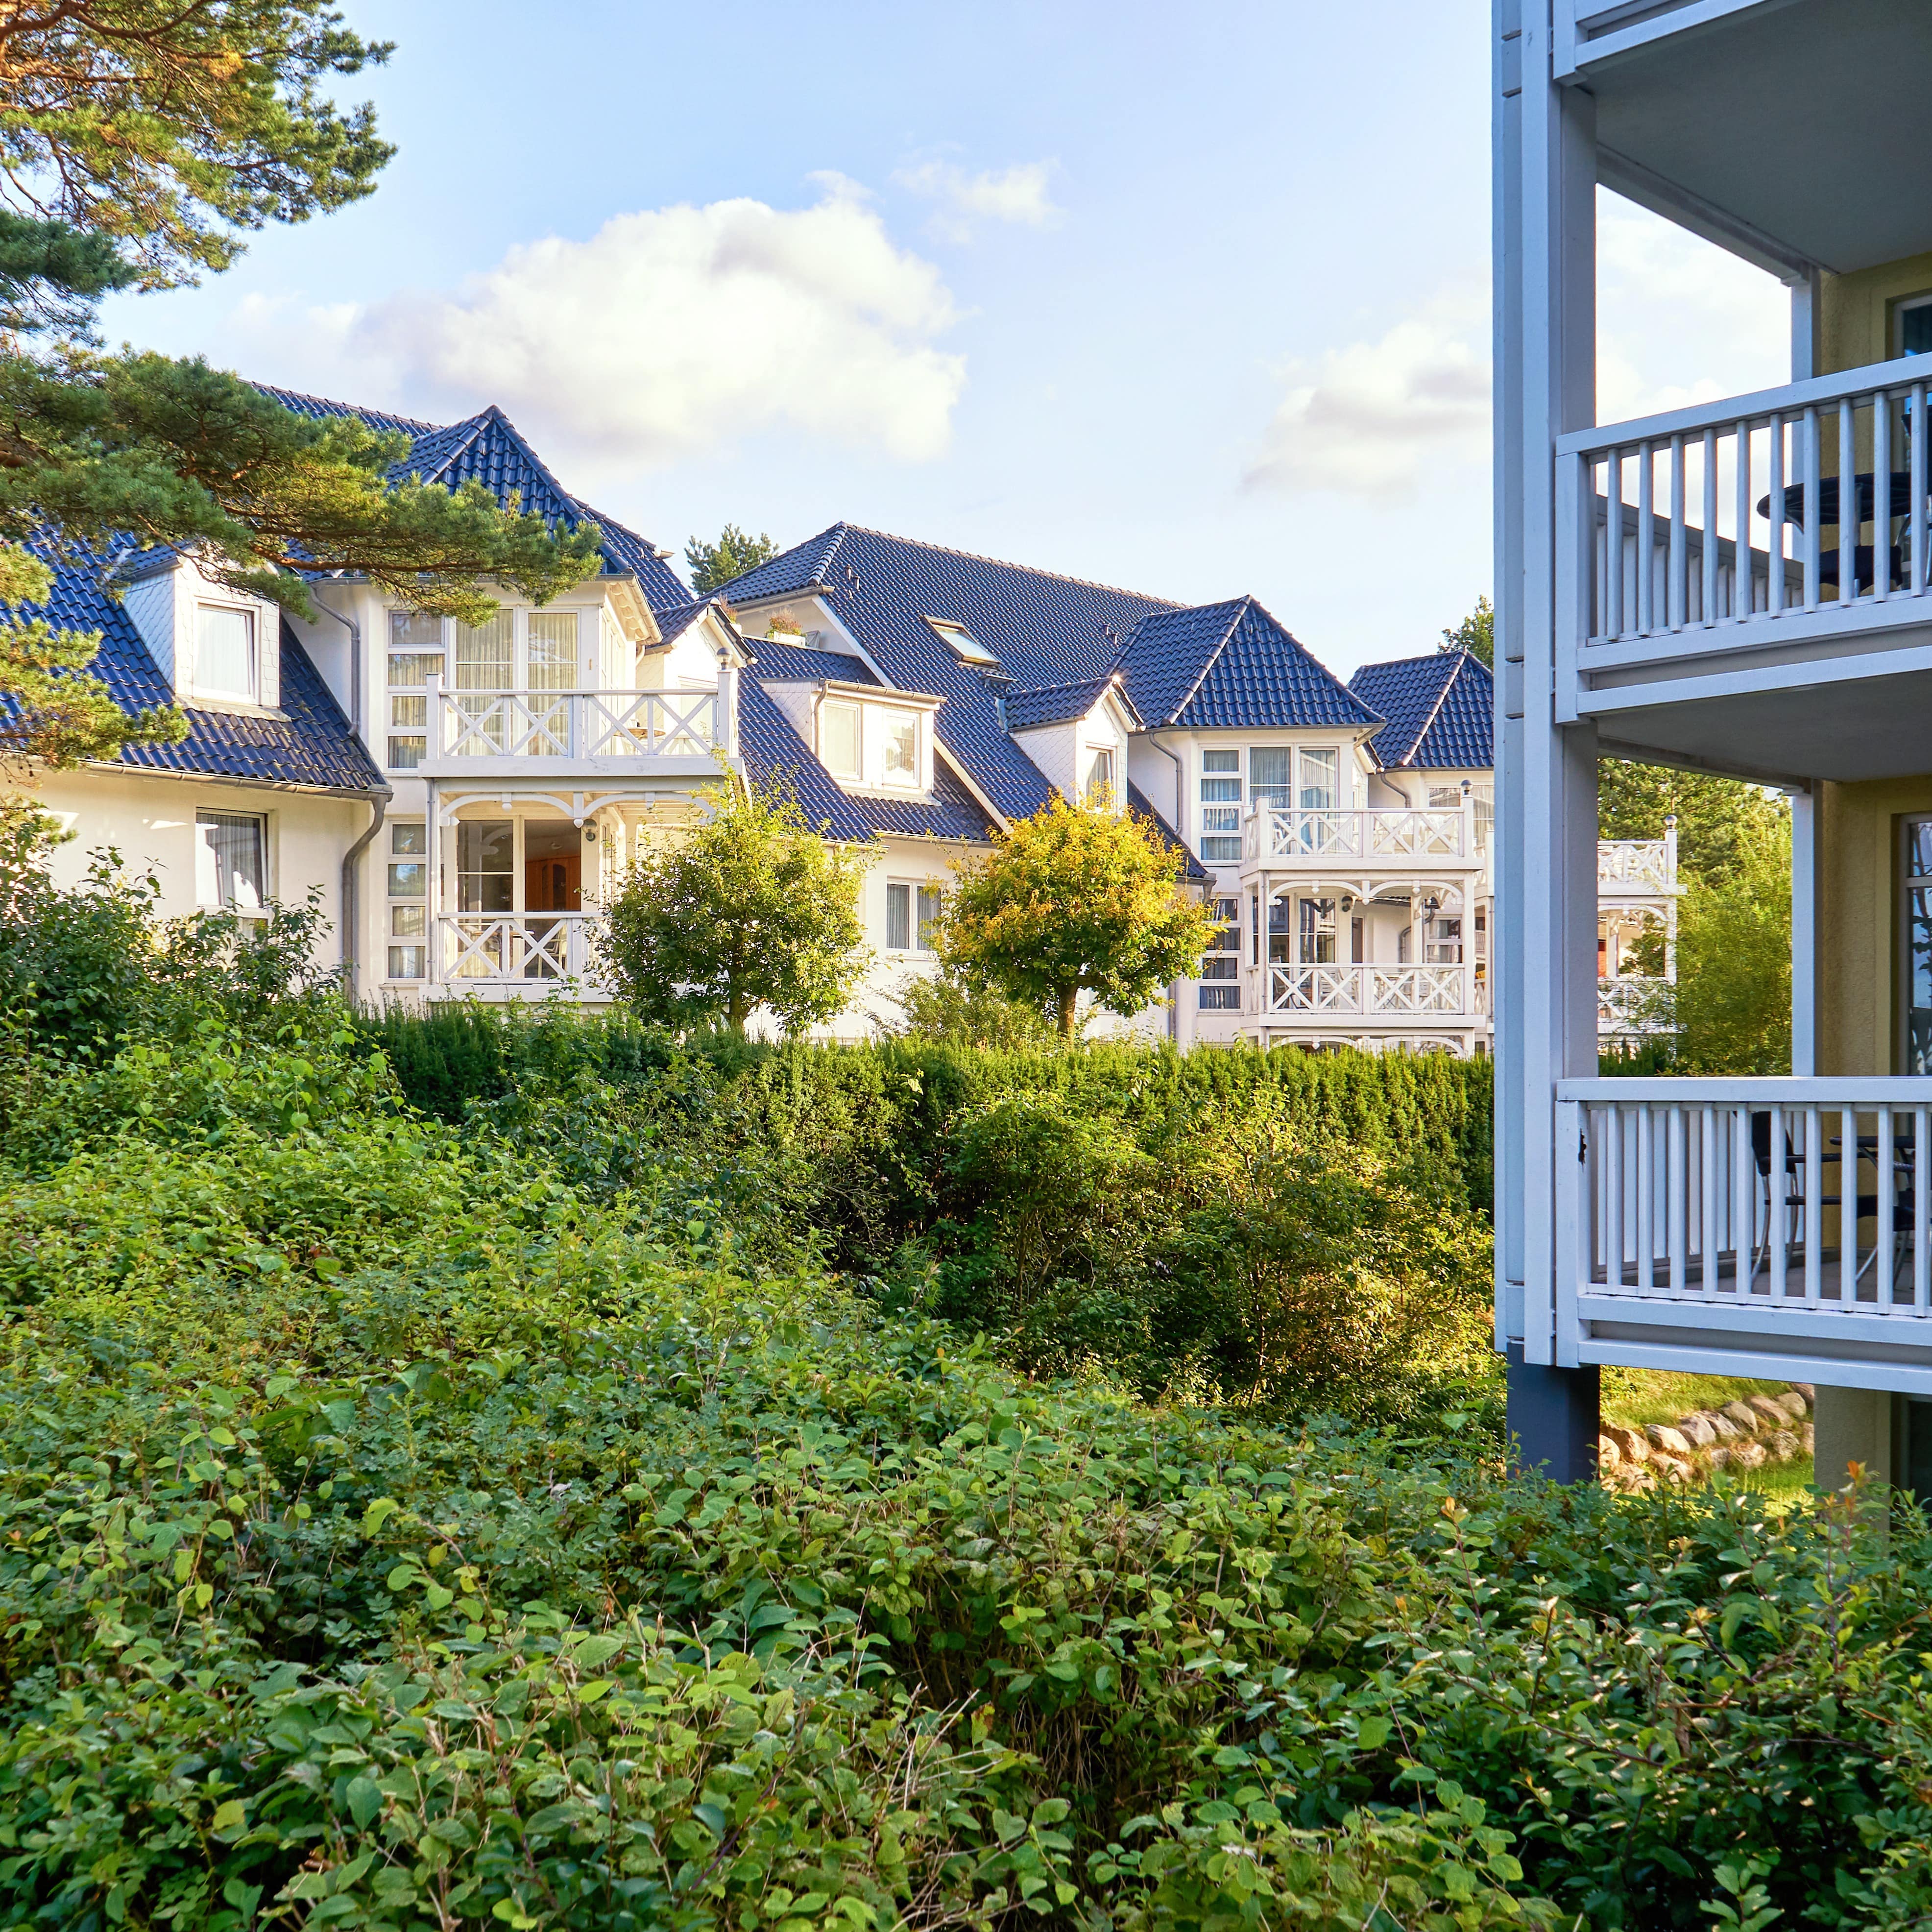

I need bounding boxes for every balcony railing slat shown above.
[432,688,722,761]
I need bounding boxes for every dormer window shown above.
[197,604,257,701]
[882,710,918,784]
[821,699,861,777]
[1084,747,1117,807]
[925,617,997,667]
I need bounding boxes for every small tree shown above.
[595,774,871,1036]
[1439,595,1493,666]
[685,524,779,597]
[936,795,1219,1040]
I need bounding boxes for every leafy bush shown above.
[3,1103,1932,1930]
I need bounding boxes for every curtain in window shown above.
[1248,747,1291,810]
[887,882,912,951]
[453,610,513,754]
[197,607,255,698]
[1297,748,1338,811]
[528,612,577,690]
[195,813,265,909]
[917,886,942,951]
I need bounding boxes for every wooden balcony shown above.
[1241,803,1476,871]
[1249,962,1473,1021]
[413,681,728,781]
[1554,1079,1932,1390]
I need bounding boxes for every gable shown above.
[1350,651,1494,771]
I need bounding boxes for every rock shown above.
[1603,1424,1650,1464]
[1708,1412,1742,1444]
[1654,1454,1695,1485]
[1722,1401,1764,1435]
[1769,1430,1801,1462]
[1791,1382,1815,1404]
[1771,1393,1809,1424]
[1597,1434,1622,1472]
[1646,1424,1695,1458]
[1748,1395,1790,1426]
[1708,1446,1734,1473]
[1677,1413,1718,1449]
[1802,1422,1815,1453]
[1732,1439,1769,1469]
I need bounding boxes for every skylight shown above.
[925,616,998,666]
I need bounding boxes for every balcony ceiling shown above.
[1588,0,1932,276]
[1590,657,1932,786]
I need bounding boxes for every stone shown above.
[1732,1439,1769,1469]
[1646,1424,1695,1458]
[1802,1422,1815,1453]
[1654,1454,1695,1485]
[1707,1412,1742,1444]
[1597,1434,1622,1471]
[1791,1382,1815,1404]
[1747,1395,1790,1426]
[1769,1430,1800,1462]
[1771,1393,1809,1424]
[1676,1413,1718,1448]
[1707,1446,1734,1473]
[1722,1401,1764,1435]
[1602,1424,1650,1464]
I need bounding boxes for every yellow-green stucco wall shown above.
[1802,255,1932,1074]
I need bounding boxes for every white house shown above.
[1496,0,1932,1489]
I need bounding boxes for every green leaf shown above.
[361,1497,400,1538]
[345,1776,383,1830]
[211,1798,247,1832]
[1358,1715,1393,1751]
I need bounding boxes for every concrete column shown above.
[1812,1385,1903,1494]
[1505,1346,1600,1482]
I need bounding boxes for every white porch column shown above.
[424,775,441,990]
[1495,0,1601,1474]
[1789,784,1815,1077]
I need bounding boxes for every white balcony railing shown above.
[1561,1081,1932,1328]
[1598,976,1672,1036]
[1257,962,1470,1017]
[1559,355,1932,659]
[429,684,720,762]
[439,914,606,990]
[1597,840,1674,894]
[1243,803,1473,865]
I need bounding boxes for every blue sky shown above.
[104,0,1790,674]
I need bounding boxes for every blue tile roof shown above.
[1348,650,1494,771]
[717,524,1177,823]
[1119,597,1382,732]
[252,386,693,616]
[1002,673,1135,732]
[14,537,384,792]
[744,634,878,685]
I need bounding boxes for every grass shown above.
[1602,1366,1815,1511]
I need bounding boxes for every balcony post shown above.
[426,673,443,761]
[1504,1345,1600,1483]
[1789,787,1814,1075]
[717,649,739,757]
[425,777,441,991]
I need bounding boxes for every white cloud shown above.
[894,159,1059,241]
[230,182,967,470]
[1245,294,1491,499]
[1595,192,1787,422]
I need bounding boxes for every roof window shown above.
[925,617,998,666]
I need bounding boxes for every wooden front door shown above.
[525,853,581,912]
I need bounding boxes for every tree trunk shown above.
[1057,985,1078,1039]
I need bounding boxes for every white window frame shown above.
[880,707,920,789]
[386,609,446,771]
[194,603,259,703]
[195,810,267,912]
[1198,895,1240,1010]
[386,820,429,981]
[1199,748,1241,863]
[885,880,942,954]
[1896,289,1932,358]
[1084,745,1117,808]
[820,699,863,779]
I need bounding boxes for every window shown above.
[1425,915,1463,965]
[197,605,256,700]
[195,811,265,909]
[821,700,861,777]
[387,821,427,980]
[1428,784,1464,809]
[1298,747,1339,812]
[925,617,998,666]
[1904,819,1932,1073]
[1084,746,1117,807]
[886,882,942,953]
[1898,291,1932,358]
[457,820,513,913]
[386,610,444,769]
[1200,749,1241,862]
[1299,896,1337,965]
[882,710,918,784]
[1249,746,1291,810]
[528,610,578,689]
[1199,896,1240,1010]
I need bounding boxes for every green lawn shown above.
[1602,1365,1816,1510]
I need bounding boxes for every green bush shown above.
[2,1105,1931,1931]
